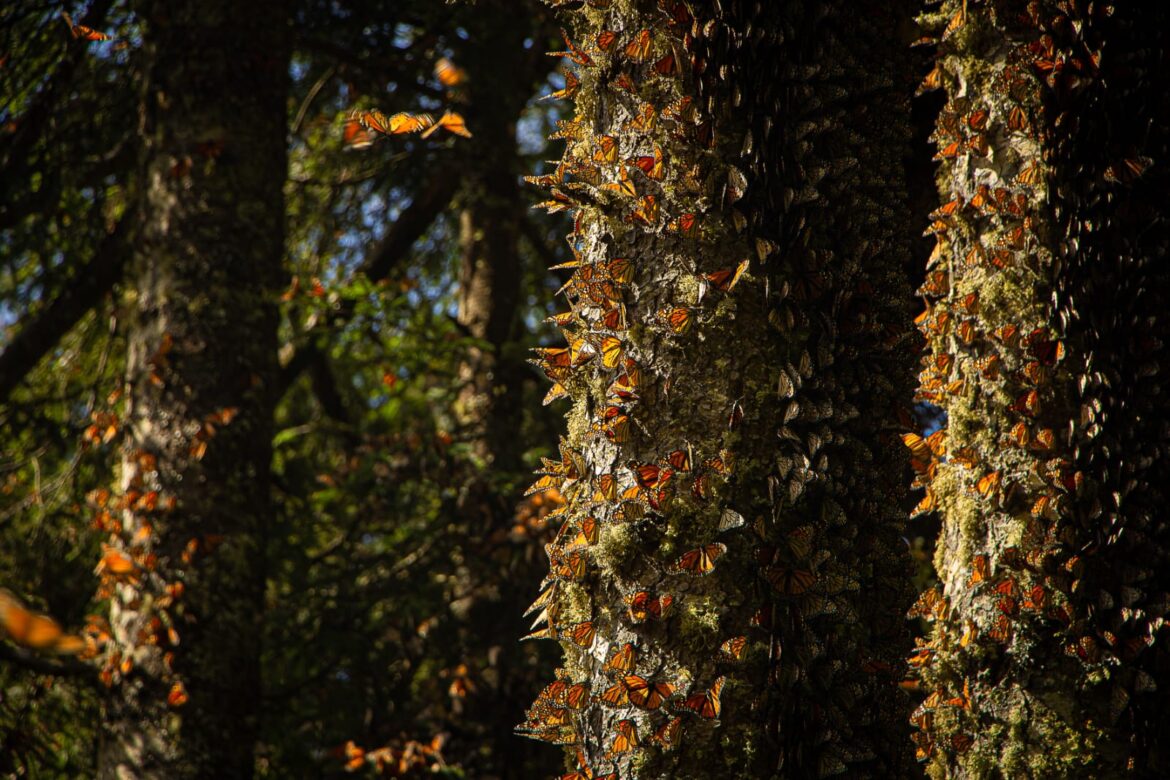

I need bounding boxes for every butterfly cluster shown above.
[908,0,1170,771]
[515,2,780,772]
[520,0,925,774]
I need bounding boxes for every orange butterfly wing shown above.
[678,676,724,719]
[670,543,726,576]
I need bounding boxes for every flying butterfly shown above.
[421,110,472,139]
[0,589,87,655]
[61,11,111,41]
[434,57,468,87]
[669,543,727,576]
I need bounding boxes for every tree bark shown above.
[911,2,1170,776]
[520,1,918,776]
[97,1,287,777]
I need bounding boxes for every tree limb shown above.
[0,639,98,682]
[277,172,458,396]
[0,216,129,406]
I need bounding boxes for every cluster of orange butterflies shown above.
[516,2,774,767]
[343,58,472,149]
[905,0,1131,763]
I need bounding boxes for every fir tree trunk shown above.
[911,2,1170,776]
[520,1,918,776]
[98,2,287,777]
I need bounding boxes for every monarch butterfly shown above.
[421,110,472,139]
[705,259,749,293]
[610,719,639,754]
[167,681,189,707]
[604,414,632,444]
[613,72,638,94]
[625,675,675,710]
[573,517,600,546]
[765,565,816,596]
[593,135,619,164]
[61,11,111,41]
[667,448,691,472]
[566,682,591,710]
[625,591,673,622]
[593,473,618,503]
[652,51,677,76]
[1014,160,1043,187]
[672,213,698,237]
[662,96,695,123]
[602,167,637,198]
[1007,105,1030,133]
[968,554,990,586]
[966,108,989,130]
[361,109,437,136]
[434,57,468,87]
[550,28,593,67]
[623,29,653,62]
[719,635,747,660]
[630,194,658,226]
[544,69,581,102]
[596,29,619,51]
[601,305,626,330]
[669,543,726,576]
[627,103,657,132]
[653,716,684,749]
[676,676,724,719]
[917,65,943,95]
[342,119,376,149]
[567,620,596,647]
[0,589,87,655]
[628,144,665,180]
[599,680,629,707]
[603,642,638,674]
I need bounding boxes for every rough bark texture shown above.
[446,8,546,774]
[520,1,918,777]
[97,1,287,777]
[910,2,1170,776]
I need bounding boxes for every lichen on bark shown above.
[520,1,919,777]
[909,2,1170,776]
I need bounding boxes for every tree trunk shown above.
[445,7,558,776]
[520,1,918,776]
[911,2,1170,776]
[98,2,287,777]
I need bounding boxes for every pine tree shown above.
[98,1,288,775]
[910,1,1170,775]
[520,1,919,776]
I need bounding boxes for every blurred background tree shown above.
[0,1,571,776]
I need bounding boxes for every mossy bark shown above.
[911,2,1170,776]
[521,1,918,777]
[97,2,287,777]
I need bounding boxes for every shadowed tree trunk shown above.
[519,1,919,776]
[443,5,558,777]
[910,1,1170,775]
[98,1,287,776]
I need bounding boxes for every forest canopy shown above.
[0,1,1166,778]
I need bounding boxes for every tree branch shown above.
[277,172,458,396]
[0,216,129,406]
[0,639,98,682]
